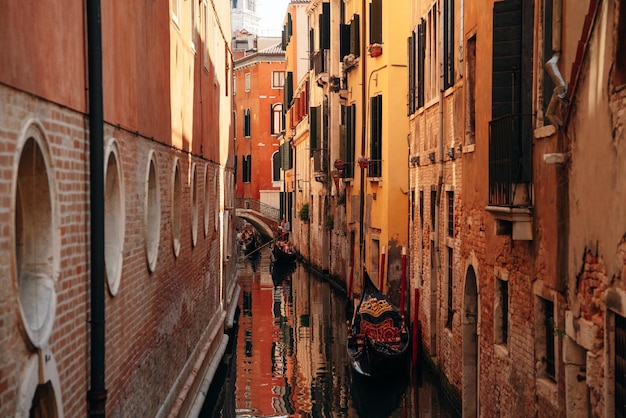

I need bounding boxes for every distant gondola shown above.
[237,228,257,255]
[347,269,410,377]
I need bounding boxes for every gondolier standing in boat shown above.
[280,217,290,241]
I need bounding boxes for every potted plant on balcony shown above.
[368,43,383,57]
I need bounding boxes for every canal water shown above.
[200,245,460,417]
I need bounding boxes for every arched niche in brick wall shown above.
[190,162,198,247]
[104,138,125,296]
[214,167,219,232]
[171,158,182,258]
[15,349,64,417]
[204,163,210,237]
[13,122,59,348]
[144,151,161,273]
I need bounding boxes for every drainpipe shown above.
[435,0,445,359]
[358,0,367,280]
[86,0,107,416]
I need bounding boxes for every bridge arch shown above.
[235,208,278,240]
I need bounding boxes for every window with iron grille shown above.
[447,190,454,237]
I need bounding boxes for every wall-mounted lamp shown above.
[410,156,420,167]
[428,152,436,163]
[447,148,456,160]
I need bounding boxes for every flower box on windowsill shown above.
[368,43,383,57]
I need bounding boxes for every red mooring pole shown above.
[412,288,420,365]
[400,247,407,316]
[379,246,386,291]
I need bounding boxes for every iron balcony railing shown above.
[488,114,532,207]
[235,198,280,221]
[367,159,382,178]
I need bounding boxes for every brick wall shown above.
[0,86,228,416]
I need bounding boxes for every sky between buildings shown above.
[257,0,290,37]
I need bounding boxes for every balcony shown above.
[487,114,533,240]
[366,159,382,178]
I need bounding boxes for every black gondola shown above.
[237,229,257,255]
[271,239,297,264]
[347,269,410,377]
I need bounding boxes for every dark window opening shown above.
[447,191,454,237]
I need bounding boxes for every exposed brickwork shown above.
[0,86,230,416]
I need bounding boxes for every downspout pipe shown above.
[358,0,367,280]
[86,0,107,416]
[436,4,444,271]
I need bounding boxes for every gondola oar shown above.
[242,236,279,259]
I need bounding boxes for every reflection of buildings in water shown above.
[235,260,297,415]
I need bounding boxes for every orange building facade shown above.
[0,0,236,416]
[233,42,285,210]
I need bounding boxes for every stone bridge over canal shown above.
[234,198,280,240]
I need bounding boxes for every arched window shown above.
[272,151,281,182]
[244,108,251,137]
[271,103,284,135]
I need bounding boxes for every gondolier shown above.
[280,217,290,241]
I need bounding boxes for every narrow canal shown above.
[201,245,460,417]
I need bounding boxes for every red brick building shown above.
[233,41,285,211]
[0,1,237,416]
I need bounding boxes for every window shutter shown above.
[443,0,455,89]
[310,29,315,70]
[247,155,252,182]
[350,15,360,57]
[418,19,426,108]
[321,3,330,50]
[340,23,350,59]
[309,106,318,157]
[370,0,382,44]
[407,34,415,115]
[492,0,522,118]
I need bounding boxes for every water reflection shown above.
[202,246,460,417]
